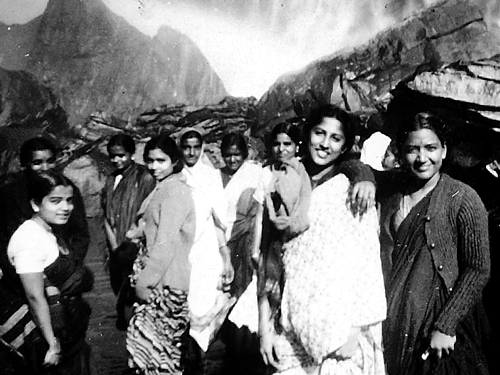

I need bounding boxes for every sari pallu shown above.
[383,194,490,375]
[43,252,93,374]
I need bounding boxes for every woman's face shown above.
[223,145,245,174]
[32,185,74,226]
[272,133,297,162]
[109,145,133,172]
[29,149,56,174]
[146,148,175,181]
[308,116,346,167]
[403,128,446,181]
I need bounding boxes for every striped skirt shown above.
[126,286,189,375]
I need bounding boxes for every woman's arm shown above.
[338,159,376,215]
[134,182,194,301]
[252,202,264,263]
[103,218,118,251]
[19,272,60,366]
[258,296,280,368]
[433,189,490,337]
[214,224,234,292]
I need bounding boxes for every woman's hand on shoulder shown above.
[348,181,376,217]
[429,330,456,359]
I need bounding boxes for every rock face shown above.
[256,0,500,137]
[386,59,500,168]
[1,0,227,126]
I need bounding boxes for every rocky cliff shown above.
[0,0,227,126]
[256,0,500,136]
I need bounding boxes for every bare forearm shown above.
[26,293,57,346]
[104,219,118,250]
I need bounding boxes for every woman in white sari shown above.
[259,105,387,375]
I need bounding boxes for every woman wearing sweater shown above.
[378,112,491,375]
[126,134,196,375]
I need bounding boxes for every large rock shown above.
[1,0,227,126]
[256,0,500,136]
[385,58,500,168]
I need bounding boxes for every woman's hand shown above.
[349,181,376,217]
[334,327,361,359]
[218,245,234,292]
[220,257,235,293]
[429,330,456,359]
[43,339,61,366]
[259,325,280,368]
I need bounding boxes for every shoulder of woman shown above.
[8,220,52,254]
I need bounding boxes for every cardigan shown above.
[134,173,196,298]
[378,172,490,336]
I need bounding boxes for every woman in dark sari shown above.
[7,171,93,375]
[378,112,491,375]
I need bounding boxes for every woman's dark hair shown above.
[107,134,136,155]
[143,133,184,174]
[180,130,203,146]
[303,104,357,160]
[221,133,249,160]
[27,171,73,205]
[396,112,447,154]
[269,119,302,148]
[20,137,58,168]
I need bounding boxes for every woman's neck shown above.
[303,157,335,180]
[32,215,52,232]
[406,172,441,202]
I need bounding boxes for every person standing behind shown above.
[0,137,89,288]
[102,134,155,330]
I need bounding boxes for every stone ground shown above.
[83,217,265,375]
[84,216,129,375]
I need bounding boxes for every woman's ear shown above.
[30,199,40,213]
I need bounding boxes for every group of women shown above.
[0,102,492,375]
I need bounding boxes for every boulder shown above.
[256,0,500,137]
[63,155,106,218]
[385,58,500,168]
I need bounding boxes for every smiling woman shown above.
[377,112,491,375]
[7,170,93,374]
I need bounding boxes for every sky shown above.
[0,0,447,99]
